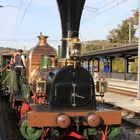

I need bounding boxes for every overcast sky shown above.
[0,0,138,50]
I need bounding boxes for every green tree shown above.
[133,11,138,25]
[107,13,138,44]
[82,40,111,53]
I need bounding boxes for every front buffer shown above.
[25,110,121,140]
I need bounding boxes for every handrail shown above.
[0,63,12,73]
[2,72,11,85]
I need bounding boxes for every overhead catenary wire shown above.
[82,0,128,23]
[0,37,60,49]
[83,0,119,20]
[84,6,98,12]
[16,0,33,36]
[0,38,59,42]
[97,0,119,11]
[0,38,60,50]
[92,11,132,34]
[91,0,128,20]
[85,0,118,11]
[15,0,23,27]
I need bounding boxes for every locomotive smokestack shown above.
[57,0,85,58]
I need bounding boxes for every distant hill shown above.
[0,47,16,54]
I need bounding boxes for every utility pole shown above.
[24,46,26,51]
[128,20,131,44]
[0,5,20,9]
[137,0,140,99]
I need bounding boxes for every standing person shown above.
[13,50,18,63]
[10,50,18,68]
[14,49,26,93]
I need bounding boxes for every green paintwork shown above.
[83,128,101,137]
[40,55,51,68]
[21,84,30,99]
[1,55,14,93]
[51,128,59,137]
[10,70,18,92]
[5,70,11,87]
[57,46,61,59]
[83,127,121,139]
[108,127,121,139]
[1,57,11,84]
[20,119,42,140]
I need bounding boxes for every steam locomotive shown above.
[0,33,121,140]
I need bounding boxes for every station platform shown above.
[107,78,137,91]
[95,78,140,114]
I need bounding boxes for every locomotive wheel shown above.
[20,119,42,140]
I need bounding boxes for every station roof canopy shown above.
[81,44,138,60]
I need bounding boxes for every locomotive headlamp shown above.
[69,42,81,57]
[36,80,46,96]
[72,43,81,55]
[96,79,108,93]
[63,37,82,58]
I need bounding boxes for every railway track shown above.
[0,96,25,140]
[103,83,140,131]
[108,82,137,97]
[96,80,140,139]
[108,87,137,97]
[119,109,140,139]
[0,98,6,140]
[97,102,140,140]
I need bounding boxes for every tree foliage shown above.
[82,40,112,53]
[107,12,138,44]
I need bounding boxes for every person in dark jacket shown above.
[14,49,26,93]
